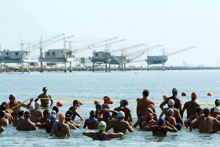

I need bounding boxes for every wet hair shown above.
[18,110,24,117]
[0,110,5,118]
[52,106,59,113]
[43,109,50,118]
[9,94,16,99]
[196,107,202,113]
[90,110,95,117]
[172,88,178,96]
[120,99,128,106]
[0,104,6,111]
[215,99,220,106]
[142,89,149,97]
[24,111,31,119]
[203,108,210,116]
[73,100,80,106]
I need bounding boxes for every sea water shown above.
[0,70,220,147]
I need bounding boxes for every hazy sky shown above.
[0,0,220,66]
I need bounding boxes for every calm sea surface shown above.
[0,70,220,147]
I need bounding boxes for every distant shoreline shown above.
[0,66,220,73]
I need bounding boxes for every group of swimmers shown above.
[1,87,220,140]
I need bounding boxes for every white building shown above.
[0,50,30,62]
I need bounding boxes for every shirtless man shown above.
[83,121,123,140]
[8,94,33,117]
[16,111,37,131]
[83,110,98,129]
[50,113,71,137]
[160,88,182,112]
[160,99,183,124]
[190,108,220,133]
[181,92,200,118]
[102,96,112,109]
[184,107,203,129]
[113,99,132,125]
[143,118,178,136]
[36,109,50,129]
[211,99,220,115]
[0,111,9,126]
[30,102,43,123]
[106,111,134,134]
[137,89,155,127]
[13,110,24,127]
[35,87,53,108]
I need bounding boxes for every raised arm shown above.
[159,109,165,118]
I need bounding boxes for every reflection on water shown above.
[0,71,220,146]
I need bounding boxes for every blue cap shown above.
[176,123,182,130]
[103,111,110,118]
[50,114,56,122]
[158,117,165,125]
[96,104,101,109]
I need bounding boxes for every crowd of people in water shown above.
[1,87,220,140]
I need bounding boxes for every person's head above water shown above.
[196,107,203,115]
[146,113,153,120]
[52,106,59,114]
[42,87,47,93]
[9,94,16,103]
[59,113,65,121]
[215,99,220,107]
[117,111,125,118]
[172,88,178,96]
[35,102,40,108]
[168,99,175,107]
[203,108,210,117]
[18,110,24,117]
[90,110,96,117]
[43,109,50,119]
[96,104,102,110]
[98,121,106,131]
[24,111,31,119]
[142,89,149,97]
[167,108,174,116]
[120,99,128,107]
[191,92,197,100]
[50,114,56,123]
[158,118,165,125]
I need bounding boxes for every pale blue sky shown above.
[0,0,220,66]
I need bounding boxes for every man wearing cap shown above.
[50,113,71,137]
[190,108,220,133]
[160,99,183,124]
[68,100,83,121]
[35,87,53,108]
[8,94,33,117]
[211,99,220,115]
[181,92,200,118]
[165,108,176,127]
[102,96,112,109]
[143,118,178,136]
[30,102,43,123]
[114,99,132,125]
[106,111,134,134]
[83,121,123,140]
[16,111,37,131]
[36,109,50,129]
[160,88,182,112]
